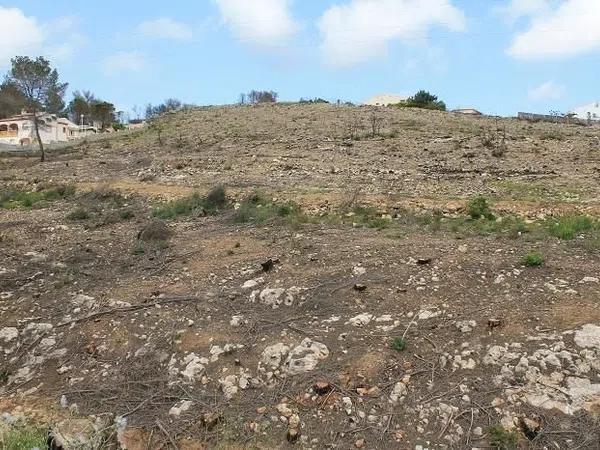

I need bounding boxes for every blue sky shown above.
[1,0,599,117]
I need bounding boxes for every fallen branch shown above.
[56,296,201,328]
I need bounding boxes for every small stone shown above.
[353,283,367,292]
[355,438,366,448]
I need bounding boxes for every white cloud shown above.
[137,18,193,41]
[528,81,566,101]
[495,0,552,24]
[0,7,44,67]
[508,0,600,59]
[102,51,147,75]
[214,0,298,46]
[318,0,466,67]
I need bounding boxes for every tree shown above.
[0,81,27,119]
[5,56,68,161]
[90,101,116,129]
[247,90,278,104]
[402,90,446,111]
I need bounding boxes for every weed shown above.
[154,186,228,219]
[349,206,392,230]
[233,191,306,226]
[522,251,544,267]
[67,207,90,221]
[467,197,495,220]
[0,426,47,450]
[391,338,407,352]
[0,185,75,209]
[138,220,172,242]
[0,370,9,383]
[540,131,565,141]
[547,215,595,240]
[489,426,518,450]
[119,209,135,220]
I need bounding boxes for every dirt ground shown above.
[1,104,600,449]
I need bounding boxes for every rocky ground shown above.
[1,104,600,449]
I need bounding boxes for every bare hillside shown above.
[1,104,600,449]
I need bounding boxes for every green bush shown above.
[522,251,544,267]
[391,338,407,352]
[467,197,495,220]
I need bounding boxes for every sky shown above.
[1,0,599,117]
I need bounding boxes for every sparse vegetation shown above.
[547,215,596,240]
[0,185,75,209]
[522,251,544,267]
[391,338,407,352]
[67,207,90,221]
[232,191,306,226]
[153,186,228,219]
[466,196,495,220]
[489,426,519,450]
[0,426,47,450]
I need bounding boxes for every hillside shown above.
[1,104,600,449]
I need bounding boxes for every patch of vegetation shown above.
[0,426,47,450]
[67,207,90,221]
[466,196,495,220]
[489,426,519,450]
[0,370,9,384]
[0,184,75,209]
[391,338,407,352]
[547,215,596,240]
[138,220,172,242]
[153,186,228,219]
[345,206,393,230]
[539,131,565,141]
[232,191,306,227]
[522,251,544,267]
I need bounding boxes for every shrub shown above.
[467,197,495,220]
[548,215,594,240]
[154,186,228,219]
[67,207,90,221]
[522,251,544,267]
[489,426,518,450]
[138,220,172,242]
[232,192,305,226]
[395,90,446,111]
[391,338,407,352]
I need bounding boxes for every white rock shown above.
[181,353,205,382]
[389,382,407,404]
[353,266,366,276]
[219,375,239,399]
[0,327,18,342]
[418,309,441,320]
[348,313,373,327]
[169,400,193,417]
[574,324,600,349]
[260,343,290,371]
[580,277,599,284]
[230,315,245,327]
[284,339,329,375]
[242,278,264,290]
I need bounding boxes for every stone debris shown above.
[169,400,193,417]
[250,286,304,308]
[0,327,18,343]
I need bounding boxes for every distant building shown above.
[452,108,482,116]
[570,102,600,122]
[364,94,408,107]
[127,119,147,131]
[0,111,86,146]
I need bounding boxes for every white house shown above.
[570,102,600,122]
[0,111,91,146]
[364,93,408,107]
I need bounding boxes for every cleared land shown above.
[1,104,600,449]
